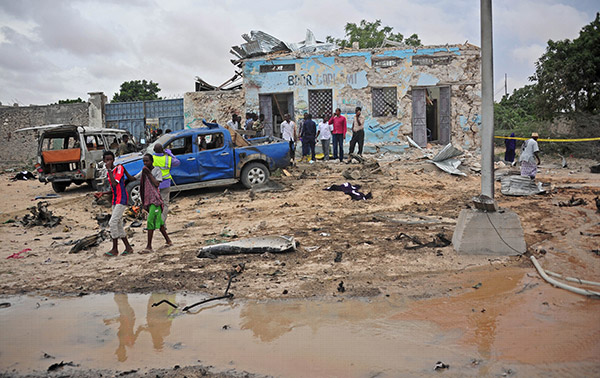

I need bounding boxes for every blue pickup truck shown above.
[109,121,290,203]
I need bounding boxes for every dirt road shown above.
[1,151,599,376]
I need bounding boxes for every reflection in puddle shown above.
[105,294,176,362]
[1,269,599,377]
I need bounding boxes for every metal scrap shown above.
[197,235,297,259]
[21,201,62,228]
[558,196,586,207]
[429,144,466,176]
[69,230,109,254]
[500,175,546,196]
[231,29,337,59]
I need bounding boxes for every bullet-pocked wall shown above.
[242,44,482,149]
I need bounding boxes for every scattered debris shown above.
[594,197,599,213]
[334,251,343,263]
[96,213,110,228]
[130,220,142,228]
[21,201,62,228]
[337,281,346,293]
[6,248,31,259]
[325,182,372,201]
[33,193,60,200]
[591,249,600,256]
[530,256,600,297]
[69,231,109,254]
[590,164,600,173]
[42,352,55,359]
[429,144,466,176]
[558,196,586,207]
[197,236,297,259]
[0,302,11,309]
[500,175,547,196]
[396,233,451,250]
[580,231,600,237]
[516,282,539,294]
[472,283,482,289]
[433,361,450,370]
[304,246,320,252]
[118,369,139,376]
[11,170,36,181]
[48,361,78,372]
[319,232,330,237]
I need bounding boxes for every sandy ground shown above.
[1,150,598,301]
[1,149,599,377]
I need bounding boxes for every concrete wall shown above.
[0,103,88,168]
[243,44,481,149]
[183,90,245,128]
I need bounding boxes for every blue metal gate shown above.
[105,99,184,142]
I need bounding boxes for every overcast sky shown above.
[0,0,597,106]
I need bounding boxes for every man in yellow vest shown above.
[153,143,180,225]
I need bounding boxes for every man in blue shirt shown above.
[300,113,317,162]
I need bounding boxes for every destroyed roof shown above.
[231,29,480,61]
[231,29,338,60]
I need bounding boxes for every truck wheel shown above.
[241,162,269,188]
[51,182,68,193]
[126,180,141,205]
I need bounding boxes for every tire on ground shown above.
[241,162,270,188]
[126,180,141,205]
[51,182,68,193]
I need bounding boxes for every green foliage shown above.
[494,85,538,130]
[326,19,421,49]
[529,12,600,118]
[112,80,162,103]
[57,97,84,104]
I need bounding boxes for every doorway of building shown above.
[411,86,450,147]
[259,93,294,137]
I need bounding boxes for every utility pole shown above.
[480,0,494,199]
[504,73,508,97]
[451,0,526,256]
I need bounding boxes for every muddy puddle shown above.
[1,268,599,377]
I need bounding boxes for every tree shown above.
[494,85,538,130]
[326,19,421,49]
[58,97,84,104]
[529,12,600,118]
[112,80,162,103]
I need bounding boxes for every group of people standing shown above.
[103,143,180,257]
[226,113,265,136]
[281,107,365,163]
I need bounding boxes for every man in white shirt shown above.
[280,113,297,164]
[316,115,333,161]
[226,114,239,130]
[519,132,541,178]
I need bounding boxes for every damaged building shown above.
[187,30,482,150]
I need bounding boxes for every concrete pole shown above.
[480,0,495,198]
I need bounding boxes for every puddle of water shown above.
[1,269,599,377]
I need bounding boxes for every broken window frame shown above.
[372,87,398,117]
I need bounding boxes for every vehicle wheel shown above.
[52,182,68,193]
[241,162,269,188]
[126,180,141,205]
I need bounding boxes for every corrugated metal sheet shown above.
[105,99,183,139]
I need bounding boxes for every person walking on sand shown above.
[328,108,347,162]
[519,132,541,178]
[152,143,180,225]
[103,150,134,257]
[137,154,172,253]
[281,113,297,165]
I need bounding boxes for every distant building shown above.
[240,44,482,149]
